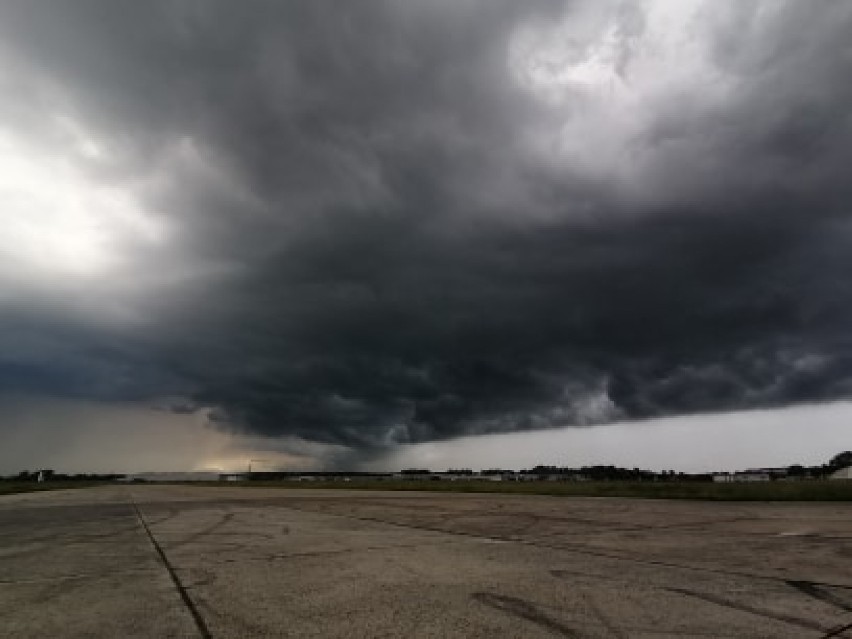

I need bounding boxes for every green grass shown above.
[5,478,848,501]
[0,481,106,496]
[202,478,852,501]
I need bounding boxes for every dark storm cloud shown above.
[2,0,852,451]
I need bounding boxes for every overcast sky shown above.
[1,1,850,473]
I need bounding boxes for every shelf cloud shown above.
[1,1,851,459]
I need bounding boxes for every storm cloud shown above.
[1,1,851,454]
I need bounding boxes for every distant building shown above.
[217,471,393,482]
[219,473,248,482]
[751,467,789,479]
[124,472,220,482]
[830,466,852,480]
[714,470,772,482]
[394,472,437,481]
[736,472,771,482]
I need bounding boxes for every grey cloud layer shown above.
[1,0,851,450]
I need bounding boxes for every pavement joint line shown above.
[126,493,213,639]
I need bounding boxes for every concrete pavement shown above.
[1,485,851,637]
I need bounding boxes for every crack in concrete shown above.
[127,494,212,639]
[584,591,628,639]
[472,592,580,637]
[0,568,157,585]
[822,620,852,638]
[215,539,459,564]
[666,586,824,633]
[787,580,852,613]
[277,502,852,592]
[165,512,235,549]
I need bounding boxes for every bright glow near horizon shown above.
[0,393,848,475]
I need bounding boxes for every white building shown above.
[714,471,772,482]
[830,466,852,480]
[735,472,771,482]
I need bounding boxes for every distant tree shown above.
[829,451,852,470]
[787,464,806,477]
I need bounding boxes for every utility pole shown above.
[247,459,269,476]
